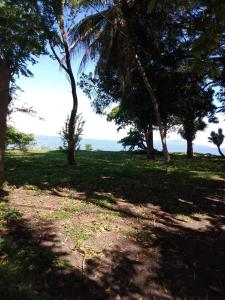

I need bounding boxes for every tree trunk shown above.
[145,126,154,160]
[135,54,170,163]
[218,146,225,158]
[0,61,10,188]
[117,0,170,163]
[187,138,193,159]
[58,0,78,166]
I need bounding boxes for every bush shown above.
[59,114,85,150]
[6,126,36,151]
[85,144,93,151]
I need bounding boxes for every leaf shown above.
[147,0,157,14]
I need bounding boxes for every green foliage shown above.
[0,201,56,300]
[0,0,47,76]
[85,144,93,151]
[119,129,146,152]
[147,0,157,14]
[55,259,74,270]
[179,119,207,143]
[59,113,85,150]
[208,128,225,157]
[6,126,35,151]
[209,128,225,147]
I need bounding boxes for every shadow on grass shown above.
[3,150,225,299]
[83,219,225,299]
[2,199,225,299]
[5,150,225,220]
[0,202,107,300]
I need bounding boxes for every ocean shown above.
[34,135,224,155]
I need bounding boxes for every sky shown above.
[11,54,225,146]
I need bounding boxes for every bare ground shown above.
[2,183,225,300]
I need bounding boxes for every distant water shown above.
[34,135,225,155]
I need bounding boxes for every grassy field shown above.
[1,150,225,299]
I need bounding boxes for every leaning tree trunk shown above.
[117,0,170,163]
[0,60,10,188]
[187,138,193,159]
[144,125,154,160]
[67,85,78,166]
[217,146,225,158]
[59,0,78,166]
[135,54,170,163]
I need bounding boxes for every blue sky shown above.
[10,54,225,146]
[11,55,128,141]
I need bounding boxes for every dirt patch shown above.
[3,186,225,299]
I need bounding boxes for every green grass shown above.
[0,201,55,300]
[55,259,74,270]
[66,223,95,252]
[47,210,74,219]
[1,150,225,298]
[5,150,225,217]
[124,229,152,245]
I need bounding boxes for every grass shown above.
[66,223,95,252]
[1,150,225,298]
[4,150,225,217]
[47,210,74,220]
[3,149,225,220]
[0,201,54,300]
[124,229,152,245]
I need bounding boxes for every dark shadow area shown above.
[5,150,225,231]
[83,219,225,299]
[1,202,225,299]
[4,150,225,299]
[0,203,107,300]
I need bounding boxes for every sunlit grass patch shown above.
[175,214,192,222]
[191,212,208,219]
[47,210,74,220]
[124,229,152,245]
[59,198,87,215]
[65,224,95,252]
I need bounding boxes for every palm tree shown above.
[208,128,225,158]
[69,0,171,162]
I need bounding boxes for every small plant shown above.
[85,143,93,151]
[55,259,74,270]
[66,224,94,251]
[59,113,85,150]
[208,128,224,157]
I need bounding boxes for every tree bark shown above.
[135,53,170,163]
[58,0,78,166]
[144,126,154,160]
[116,0,170,163]
[0,60,10,188]
[187,138,193,159]
[218,146,225,158]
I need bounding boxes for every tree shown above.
[208,128,225,158]
[172,72,217,158]
[179,120,206,158]
[59,113,85,151]
[70,0,173,162]
[107,105,156,159]
[36,0,83,166]
[85,144,93,151]
[6,126,36,151]
[0,0,46,187]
